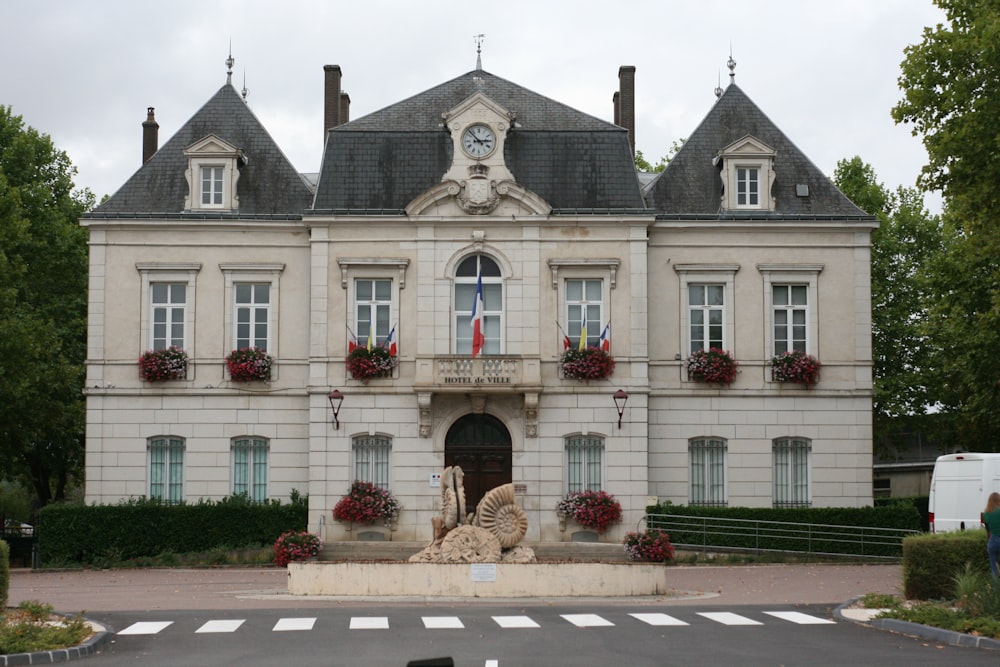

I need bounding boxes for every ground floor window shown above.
[566,435,604,493]
[233,437,269,502]
[690,437,727,506]
[353,435,391,489]
[149,437,184,502]
[773,437,811,507]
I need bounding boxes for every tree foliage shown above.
[892,0,1000,452]
[0,106,93,507]
[634,139,686,173]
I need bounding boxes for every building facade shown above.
[83,60,876,543]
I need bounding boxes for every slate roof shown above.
[88,83,313,217]
[645,83,870,218]
[312,69,645,211]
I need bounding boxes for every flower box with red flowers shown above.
[770,350,821,387]
[345,346,398,382]
[555,490,622,533]
[273,530,322,567]
[622,528,675,562]
[225,347,273,382]
[560,347,616,381]
[138,346,188,381]
[332,480,401,526]
[686,347,739,385]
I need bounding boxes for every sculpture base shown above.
[287,561,670,597]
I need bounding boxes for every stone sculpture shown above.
[409,466,535,564]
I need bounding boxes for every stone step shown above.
[318,540,628,562]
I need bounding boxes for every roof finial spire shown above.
[241,71,249,103]
[714,70,723,99]
[226,41,235,85]
[727,43,736,84]
[474,33,485,70]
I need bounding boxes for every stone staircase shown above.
[319,540,628,563]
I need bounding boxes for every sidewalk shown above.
[7,562,902,612]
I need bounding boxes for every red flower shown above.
[273,530,322,567]
[770,350,821,387]
[686,348,739,384]
[346,347,398,382]
[623,528,675,562]
[138,347,188,381]
[560,347,616,381]
[556,490,622,532]
[332,481,401,525]
[226,347,273,382]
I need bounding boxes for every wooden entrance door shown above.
[444,413,512,513]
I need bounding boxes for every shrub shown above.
[332,481,401,525]
[560,347,615,381]
[138,346,187,381]
[0,540,9,608]
[902,530,988,599]
[345,346,397,382]
[273,530,322,567]
[686,348,739,384]
[226,347,272,381]
[769,350,820,387]
[623,528,675,562]
[556,490,622,533]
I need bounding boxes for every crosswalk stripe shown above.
[492,615,540,629]
[195,619,245,633]
[350,616,389,630]
[422,616,465,629]
[763,611,835,625]
[629,612,690,626]
[118,621,174,635]
[561,614,614,627]
[697,612,764,626]
[273,617,317,632]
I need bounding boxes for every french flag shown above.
[348,327,359,352]
[383,324,398,357]
[471,271,485,357]
[599,322,611,352]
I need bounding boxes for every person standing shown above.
[984,492,1000,578]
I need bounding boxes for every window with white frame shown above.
[235,283,270,351]
[200,166,224,207]
[675,264,738,359]
[232,437,269,502]
[566,279,603,349]
[566,435,603,493]
[758,264,822,359]
[773,437,811,507]
[355,279,391,348]
[149,437,184,502]
[454,254,502,354]
[689,437,727,506]
[736,167,759,207]
[688,284,725,353]
[352,435,391,489]
[151,283,186,350]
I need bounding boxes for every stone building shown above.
[82,56,876,543]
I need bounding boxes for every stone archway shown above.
[444,413,513,514]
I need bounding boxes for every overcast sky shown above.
[2,0,945,211]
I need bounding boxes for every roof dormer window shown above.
[184,135,243,211]
[716,136,775,211]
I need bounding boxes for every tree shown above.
[634,139,686,173]
[0,106,93,507]
[892,0,1000,451]
[834,157,951,454]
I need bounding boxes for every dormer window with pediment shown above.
[715,135,776,212]
[183,135,244,211]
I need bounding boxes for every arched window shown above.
[454,255,502,354]
[353,435,392,490]
[565,435,604,493]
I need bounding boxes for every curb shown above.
[834,597,1000,651]
[0,619,111,666]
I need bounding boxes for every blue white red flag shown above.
[471,272,485,357]
[383,324,398,357]
[599,322,611,352]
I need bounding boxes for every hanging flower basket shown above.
[273,530,322,567]
[555,490,622,533]
[332,480,401,526]
[225,347,273,382]
[770,350,821,387]
[560,347,615,381]
[345,346,398,382]
[138,346,188,381]
[686,348,739,385]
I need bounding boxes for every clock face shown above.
[462,124,496,158]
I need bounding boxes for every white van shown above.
[928,453,1000,532]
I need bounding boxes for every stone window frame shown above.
[148,436,185,502]
[564,433,605,494]
[232,436,269,502]
[137,263,201,379]
[758,263,823,360]
[773,437,812,508]
[220,263,284,379]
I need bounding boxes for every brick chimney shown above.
[324,65,343,141]
[617,66,636,157]
[142,107,159,164]
[339,91,350,126]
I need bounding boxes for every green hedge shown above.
[0,540,9,608]
[902,530,989,600]
[37,495,308,567]
[644,504,922,557]
[875,496,929,532]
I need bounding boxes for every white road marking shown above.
[117,621,174,635]
[422,616,465,629]
[492,615,540,629]
[350,616,389,629]
[195,619,245,633]
[561,614,614,627]
[273,617,317,632]
[629,612,690,626]
[697,612,764,626]
[763,611,836,625]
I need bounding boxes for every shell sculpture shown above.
[475,483,528,549]
[439,525,501,563]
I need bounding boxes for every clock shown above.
[461,124,496,158]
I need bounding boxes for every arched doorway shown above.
[444,413,512,513]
